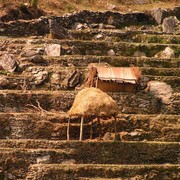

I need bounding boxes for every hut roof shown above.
[96,67,141,84]
[68,87,119,118]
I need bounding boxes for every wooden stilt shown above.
[114,117,118,141]
[79,116,84,141]
[90,118,93,139]
[67,118,70,141]
[97,118,101,140]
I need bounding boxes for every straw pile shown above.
[68,87,119,118]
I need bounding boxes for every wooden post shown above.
[114,117,118,141]
[90,118,93,139]
[97,117,101,140]
[67,118,70,140]
[79,116,84,141]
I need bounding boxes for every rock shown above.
[68,70,82,88]
[107,16,114,25]
[133,51,146,58]
[49,19,72,39]
[27,55,45,63]
[61,159,76,164]
[162,16,176,34]
[0,53,17,72]
[145,81,173,104]
[114,133,121,141]
[140,76,150,90]
[88,62,110,68]
[90,23,100,29]
[93,34,104,40]
[18,62,34,72]
[107,4,116,11]
[98,23,116,29]
[21,55,45,64]
[62,45,80,55]
[104,25,116,29]
[131,175,144,180]
[154,47,175,59]
[63,69,82,88]
[34,70,48,85]
[0,40,9,51]
[0,76,10,88]
[99,23,105,29]
[104,36,113,43]
[107,49,116,56]
[103,132,112,141]
[21,46,44,57]
[45,44,61,56]
[73,22,89,30]
[133,0,148,4]
[7,173,16,180]
[140,25,147,30]
[119,131,130,141]
[50,73,61,84]
[71,45,81,55]
[0,168,4,179]
[130,131,139,137]
[151,8,168,24]
[25,67,49,85]
[144,170,159,179]
[36,155,51,164]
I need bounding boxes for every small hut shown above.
[84,66,141,93]
[68,87,119,141]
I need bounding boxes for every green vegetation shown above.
[30,0,39,8]
[0,70,10,75]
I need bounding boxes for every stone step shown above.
[4,75,180,92]
[145,75,180,92]
[44,40,180,57]
[0,113,179,141]
[43,55,180,68]
[26,164,180,180]
[70,29,180,44]
[141,67,180,76]
[1,38,180,57]
[1,68,180,92]
[0,141,179,164]
[0,90,178,114]
[1,141,179,179]
[21,65,180,77]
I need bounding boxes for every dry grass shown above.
[0,0,179,16]
[68,87,119,118]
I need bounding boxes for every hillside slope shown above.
[0,0,180,17]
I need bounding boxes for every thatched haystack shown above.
[67,87,119,141]
[68,87,119,118]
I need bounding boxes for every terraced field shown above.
[0,8,179,180]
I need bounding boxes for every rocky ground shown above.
[0,3,180,180]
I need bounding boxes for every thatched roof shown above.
[68,87,119,118]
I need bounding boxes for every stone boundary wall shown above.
[0,18,49,36]
[0,10,154,37]
[52,10,153,28]
[0,7,180,36]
